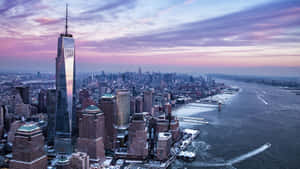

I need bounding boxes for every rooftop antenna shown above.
[65,3,68,35]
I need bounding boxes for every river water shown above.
[172,80,300,169]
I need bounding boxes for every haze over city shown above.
[0,0,300,76]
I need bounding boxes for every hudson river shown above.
[173,79,300,169]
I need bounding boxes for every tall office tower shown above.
[14,103,30,118]
[7,121,24,143]
[10,123,47,169]
[135,96,143,113]
[99,81,107,97]
[15,86,30,104]
[38,89,47,113]
[115,89,130,146]
[143,90,153,113]
[79,88,89,104]
[155,117,169,135]
[148,117,157,157]
[1,105,9,132]
[163,103,180,142]
[77,105,105,163]
[47,89,56,146]
[139,67,142,76]
[164,102,172,129]
[99,94,116,150]
[82,98,96,110]
[164,103,172,115]
[37,71,41,78]
[130,97,136,115]
[79,89,96,109]
[0,107,4,139]
[115,90,130,128]
[128,113,148,159]
[55,4,76,155]
[155,113,180,143]
[153,105,160,117]
[169,116,180,142]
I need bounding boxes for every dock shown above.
[149,129,200,169]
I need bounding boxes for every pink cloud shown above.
[0,36,56,59]
[75,49,300,68]
[34,17,62,25]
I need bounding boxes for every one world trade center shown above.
[55,4,76,155]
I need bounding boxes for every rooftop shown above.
[101,93,115,99]
[158,132,171,140]
[18,123,40,132]
[84,105,103,114]
[132,113,144,121]
[116,89,130,95]
[56,155,70,165]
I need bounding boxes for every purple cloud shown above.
[0,0,18,14]
[0,0,42,16]
[34,17,63,25]
[81,0,137,14]
[69,0,137,25]
[80,0,300,52]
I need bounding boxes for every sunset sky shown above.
[0,0,300,76]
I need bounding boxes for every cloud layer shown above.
[0,0,299,75]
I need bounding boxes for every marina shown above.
[124,129,200,169]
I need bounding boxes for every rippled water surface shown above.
[172,80,300,169]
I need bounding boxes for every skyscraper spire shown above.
[65,3,68,35]
[55,2,76,155]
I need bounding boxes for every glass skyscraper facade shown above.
[55,31,76,154]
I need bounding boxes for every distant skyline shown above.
[0,0,299,76]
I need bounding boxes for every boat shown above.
[177,151,196,161]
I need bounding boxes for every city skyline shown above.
[0,1,299,167]
[0,0,299,76]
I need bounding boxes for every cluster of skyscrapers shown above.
[7,5,180,169]
[0,5,223,169]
